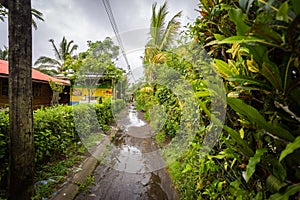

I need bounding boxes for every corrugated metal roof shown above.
[0,59,70,85]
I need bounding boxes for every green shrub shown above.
[168,0,300,199]
[34,105,78,164]
[0,109,9,190]
[73,103,100,137]
[111,99,125,114]
[94,100,114,132]
[0,101,114,196]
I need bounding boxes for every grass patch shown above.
[75,175,95,194]
[32,143,87,200]
[155,132,166,147]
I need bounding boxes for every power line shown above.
[102,0,135,82]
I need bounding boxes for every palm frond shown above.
[31,8,44,30]
[159,11,182,50]
[31,8,44,21]
[0,5,7,22]
[34,56,61,67]
[145,1,183,66]
[150,2,168,47]
[49,39,62,61]
[34,67,59,76]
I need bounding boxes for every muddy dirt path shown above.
[75,106,179,200]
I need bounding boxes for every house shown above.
[70,74,113,105]
[0,59,70,108]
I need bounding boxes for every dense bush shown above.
[0,101,115,192]
[0,108,9,191]
[137,0,300,199]
[168,0,300,199]
[111,99,126,114]
[34,105,77,164]
[135,87,156,113]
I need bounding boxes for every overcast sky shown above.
[0,0,199,80]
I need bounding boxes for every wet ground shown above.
[74,106,179,200]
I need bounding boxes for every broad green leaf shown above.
[253,192,264,200]
[245,148,267,182]
[227,98,294,141]
[246,45,269,66]
[222,36,265,44]
[227,75,269,88]
[269,184,300,200]
[230,180,240,188]
[276,1,289,22]
[228,8,250,35]
[279,136,300,162]
[223,125,254,157]
[214,34,225,41]
[260,62,282,91]
[235,86,271,93]
[251,23,282,44]
[291,0,300,15]
[206,36,265,46]
[273,160,287,181]
[266,174,287,193]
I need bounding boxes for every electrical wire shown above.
[102,0,136,82]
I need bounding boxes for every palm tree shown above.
[144,1,182,81]
[7,0,34,198]
[34,36,78,76]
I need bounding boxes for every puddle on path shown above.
[75,106,179,200]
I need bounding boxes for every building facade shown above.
[0,60,70,108]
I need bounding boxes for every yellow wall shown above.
[70,88,112,104]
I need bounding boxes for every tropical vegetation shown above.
[75,37,124,101]
[143,1,182,81]
[135,0,300,199]
[1,0,300,199]
[0,99,125,199]
[34,36,79,76]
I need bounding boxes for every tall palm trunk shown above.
[8,0,34,199]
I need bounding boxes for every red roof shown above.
[0,60,69,85]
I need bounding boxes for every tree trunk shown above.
[8,0,34,199]
[51,91,60,105]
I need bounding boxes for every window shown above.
[33,83,42,97]
[1,79,8,96]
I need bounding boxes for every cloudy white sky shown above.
[0,0,199,80]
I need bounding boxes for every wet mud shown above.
[74,106,179,200]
